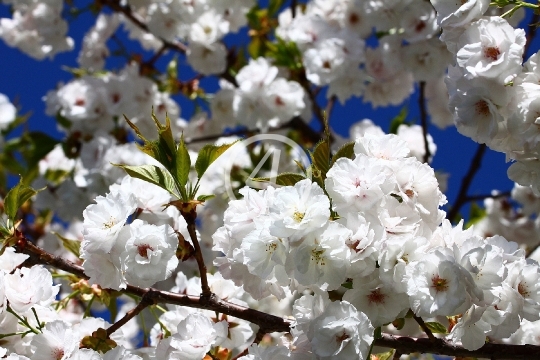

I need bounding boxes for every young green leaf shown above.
[250,172,305,186]
[425,321,448,334]
[113,164,180,199]
[331,141,355,165]
[52,231,81,258]
[176,134,191,187]
[4,178,45,222]
[151,113,177,165]
[195,142,237,178]
[312,139,330,176]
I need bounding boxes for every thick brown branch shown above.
[14,236,291,333]
[374,334,540,359]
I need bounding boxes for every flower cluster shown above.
[4,0,540,359]
[0,0,73,59]
[81,176,188,290]
[212,57,308,129]
[214,132,540,352]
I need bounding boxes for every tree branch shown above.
[374,334,540,359]
[418,81,431,164]
[12,238,540,358]
[101,0,188,54]
[13,237,291,334]
[412,314,436,342]
[446,143,487,223]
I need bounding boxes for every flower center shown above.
[293,211,305,222]
[311,248,326,265]
[483,46,500,61]
[137,244,154,258]
[336,331,349,343]
[367,288,386,304]
[103,217,117,229]
[431,275,449,293]
[518,282,530,297]
[475,100,490,116]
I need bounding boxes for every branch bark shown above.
[374,334,540,359]
[447,143,487,223]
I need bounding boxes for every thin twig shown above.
[101,0,188,54]
[418,81,431,164]
[145,44,168,67]
[291,0,298,18]
[412,314,437,342]
[447,143,487,223]
[106,290,156,337]
[524,13,540,59]
[463,191,511,204]
[184,117,322,146]
[182,210,211,297]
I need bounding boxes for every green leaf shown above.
[268,0,285,16]
[4,178,45,222]
[389,106,408,134]
[392,318,405,330]
[340,280,353,289]
[52,232,80,258]
[372,349,396,360]
[248,36,262,59]
[22,132,59,169]
[195,142,237,179]
[265,38,303,70]
[176,134,191,187]
[465,202,486,229]
[197,194,215,201]
[114,164,179,198]
[55,111,72,129]
[311,140,330,176]
[374,326,382,339]
[251,172,305,186]
[425,321,448,334]
[331,141,355,164]
[152,113,177,167]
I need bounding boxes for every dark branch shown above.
[374,334,540,359]
[418,81,431,164]
[446,143,487,223]
[412,314,436,342]
[13,237,291,334]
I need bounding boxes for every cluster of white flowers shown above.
[0,0,73,59]
[212,57,308,129]
[273,0,450,111]
[122,0,253,75]
[431,0,540,196]
[5,0,540,358]
[213,132,540,353]
[44,64,181,138]
[80,176,190,290]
